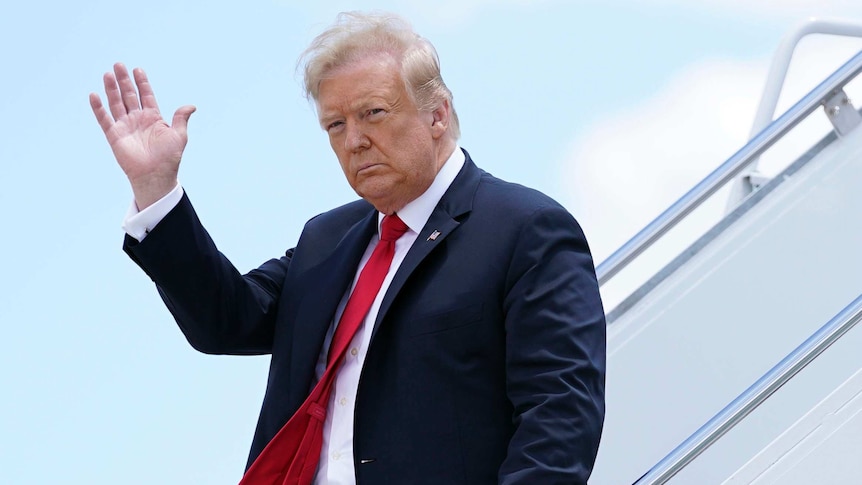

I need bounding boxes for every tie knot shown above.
[380,214,409,242]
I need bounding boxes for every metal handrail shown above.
[725,18,862,209]
[750,18,862,138]
[595,49,862,286]
[633,293,862,485]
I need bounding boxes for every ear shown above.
[429,99,450,140]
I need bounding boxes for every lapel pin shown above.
[427,230,441,241]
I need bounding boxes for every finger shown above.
[113,62,141,113]
[133,67,161,113]
[89,92,115,135]
[171,105,197,138]
[103,71,126,121]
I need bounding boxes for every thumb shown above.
[171,105,197,137]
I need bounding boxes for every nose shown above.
[344,122,370,152]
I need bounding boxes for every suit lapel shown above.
[370,154,482,341]
[289,210,378,394]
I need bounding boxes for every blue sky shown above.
[2,1,862,483]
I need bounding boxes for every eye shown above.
[366,108,385,118]
[326,120,344,132]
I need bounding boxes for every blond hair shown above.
[299,11,461,140]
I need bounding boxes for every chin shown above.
[356,181,391,201]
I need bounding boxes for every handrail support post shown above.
[824,89,861,136]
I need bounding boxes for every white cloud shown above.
[562,59,766,263]
[559,35,862,306]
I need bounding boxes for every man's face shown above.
[317,54,448,214]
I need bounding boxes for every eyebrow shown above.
[318,97,392,126]
[318,113,338,127]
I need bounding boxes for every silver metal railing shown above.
[728,18,862,208]
[750,18,862,138]
[595,48,862,286]
[632,292,862,485]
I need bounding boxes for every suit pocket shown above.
[407,302,484,337]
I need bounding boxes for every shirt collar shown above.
[377,146,465,235]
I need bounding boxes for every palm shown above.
[90,63,195,208]
[107,107,184,179]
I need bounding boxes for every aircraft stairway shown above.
[589,27,862,485]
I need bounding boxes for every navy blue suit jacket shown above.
[124,152,606,484]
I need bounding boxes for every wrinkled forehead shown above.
[315,54,404,106]
[315,56,408,121]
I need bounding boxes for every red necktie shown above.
[239,214,409,485]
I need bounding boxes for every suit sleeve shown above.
[123,193,291,355]
[499,205,606,485]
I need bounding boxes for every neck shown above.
[434,137,458,172]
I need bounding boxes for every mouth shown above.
[357,163,382,175]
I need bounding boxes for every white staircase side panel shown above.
[721,368,862,485]
[589,125,862,485]
[667,312,862,484]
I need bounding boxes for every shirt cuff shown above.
[122,184,185,242]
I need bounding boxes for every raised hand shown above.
[90,63,196,210]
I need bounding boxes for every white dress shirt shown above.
[123,147,466,484]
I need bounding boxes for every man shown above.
[90,11,606,485]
